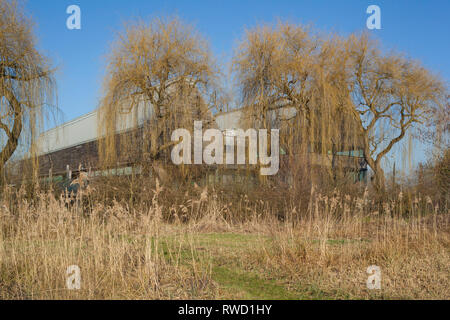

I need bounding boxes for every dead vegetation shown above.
[0,179,448,300]
[0,7,448,300]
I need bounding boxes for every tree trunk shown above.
[0,90,23,177]
[149,119,163,160]
[373,163,386,194]
[366,156,386,194]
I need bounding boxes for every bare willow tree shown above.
[98,17,219,176]
[234,23,447,193]
[345,34,447,192]
[0,0,55,179]
[233,23,362,188]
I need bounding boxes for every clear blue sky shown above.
[25,0,449,171]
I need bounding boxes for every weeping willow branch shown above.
[0,0,56,179]
[97,17,221,174]
[233,23,447,193]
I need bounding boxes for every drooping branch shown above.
[0,0,56,180]
[98,17,220,169]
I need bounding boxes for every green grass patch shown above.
[212,266,305,300]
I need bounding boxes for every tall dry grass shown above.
[258,190,449,299]
[0,180,448,299]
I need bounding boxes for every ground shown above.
[0,190,448,300]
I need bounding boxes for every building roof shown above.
[38,106,243,156]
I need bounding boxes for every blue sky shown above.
[25,0,449,171]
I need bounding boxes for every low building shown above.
[30,105,367,184]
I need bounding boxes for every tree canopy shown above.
[0,0,55,177]
[233,22,447,192]
[98,17,220,171]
